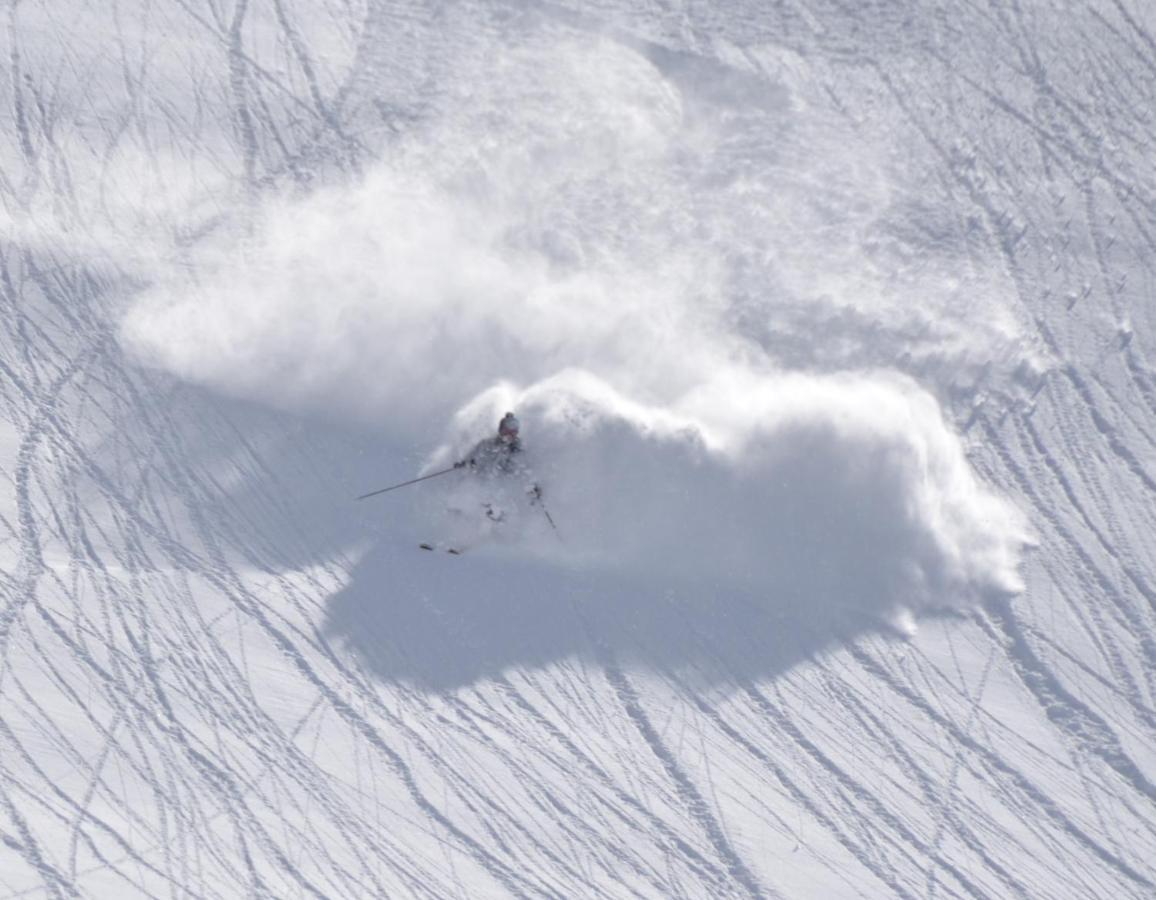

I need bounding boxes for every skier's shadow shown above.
[322,538,927,694]
[323,420,976,692]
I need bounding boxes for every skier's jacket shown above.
[456,436,542,502]
[458,435,524,476]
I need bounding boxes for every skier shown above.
[361,411,555,552]
[455,412,543,518]
[456,411,525,475]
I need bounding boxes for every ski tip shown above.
[419,543,435,551]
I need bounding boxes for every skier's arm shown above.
[455,439,488,469]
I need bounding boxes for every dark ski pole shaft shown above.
[356,465,458,501]
[541,505,558,532]
[532,490,560,537]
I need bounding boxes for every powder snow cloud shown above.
[120,31,1031,618]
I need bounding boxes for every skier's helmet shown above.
[498,412,520,439]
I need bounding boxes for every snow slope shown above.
[2,0,1155,897]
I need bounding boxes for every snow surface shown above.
[2,0,1156,897]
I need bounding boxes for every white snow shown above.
[2,0,1156,897]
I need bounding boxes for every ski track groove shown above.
[687,685,925,900]
[983,415,1156,735]
[848,639,1154,895]
[815,658,1034,900]
[1,351,483,891]
[879,27,1156,880]
[751,680,990,900]
[1017,413,1156,707]
[594,647,770,900]
[495,673,738,891]
[443,689,681,896]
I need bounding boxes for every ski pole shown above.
[530,486,560,536]
[356,464,459,501]
[541,505,559,533]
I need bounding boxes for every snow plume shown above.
[120,30,1030,621]
[119,165,721,438]
[428,369,1028,618]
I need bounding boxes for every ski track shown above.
[2,0,1156,897]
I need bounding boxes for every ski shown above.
[419,543,463,555]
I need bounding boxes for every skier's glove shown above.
[528,485,543,503]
